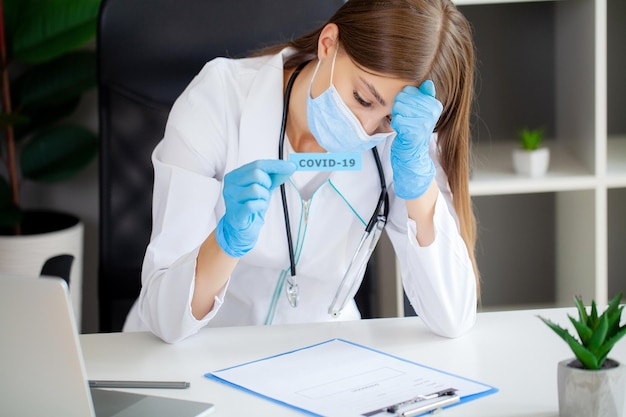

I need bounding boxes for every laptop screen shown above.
[0,275,214,417]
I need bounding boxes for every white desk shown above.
[80,308,625,416]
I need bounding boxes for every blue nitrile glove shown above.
[216,159,296,257]
[390,80,443,200]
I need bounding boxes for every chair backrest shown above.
[97,0,345,331]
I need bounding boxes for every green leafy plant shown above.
[539,292,626,370]
[518,127,544,151]
[0,0,101,231]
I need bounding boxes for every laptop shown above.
[0,274,214,417]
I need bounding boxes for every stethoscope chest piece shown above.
[286,275,299,307]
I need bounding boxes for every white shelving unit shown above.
[466,0,625,310]
[470,140,596,196]
[373,0,624,318]
[606,0,626,301]
[607,137,626,188]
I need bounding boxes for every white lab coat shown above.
[123,48,477,343]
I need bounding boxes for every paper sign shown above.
[290,153,362,171]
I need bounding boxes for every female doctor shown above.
[123,0,480,343]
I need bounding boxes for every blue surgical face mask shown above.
[306,49,396,153]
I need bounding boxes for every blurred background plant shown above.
[0,0,101,232]
[518,127,544,151]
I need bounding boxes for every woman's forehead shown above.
[338,53,413,101]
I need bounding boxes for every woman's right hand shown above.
[216,159,296,257]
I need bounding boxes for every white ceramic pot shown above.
[512,147,550,177]
[558,358,626,417]
[0,211,84,328]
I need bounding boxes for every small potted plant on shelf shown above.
[539,293,626,417]
[512,127,550,177]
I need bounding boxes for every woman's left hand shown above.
[390,80,442,200]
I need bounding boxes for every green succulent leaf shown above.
[587,314,608,354]
[13,51,96,110]
[597,326,626,366]
[608,308,625,337]
[570,342,601,370]
[541,292,626,371]
[574,295,589,324]
[606,293,624,336]
[20,125,98,183]
[569,315,593,345]
[540,316,577,343]
[11,0,100,63]
[607,292,623,312]
[518,127,544,151]
[540,316,600,369]
[590,301,599,328]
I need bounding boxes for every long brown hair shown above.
[259,0,480,294]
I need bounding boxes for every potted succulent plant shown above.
[539,293,626,417]
[512,127,550,177]
[0,0,100,324]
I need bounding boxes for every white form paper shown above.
[206,339,497,417]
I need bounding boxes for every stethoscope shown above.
[277,60,389,310]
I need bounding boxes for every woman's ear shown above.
[317,23,339,60]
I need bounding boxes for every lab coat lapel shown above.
[238,51,288,164]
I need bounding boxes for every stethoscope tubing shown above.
[278,60,388,280]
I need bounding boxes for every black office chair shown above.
[97,0,345,331]
[40,254,74,287]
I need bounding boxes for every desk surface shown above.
[80,307,625,416]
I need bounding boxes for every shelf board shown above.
[478,301,567,313]
[469,140,596,196]
[607,136,626,188]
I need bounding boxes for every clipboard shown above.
[205,339,497,417]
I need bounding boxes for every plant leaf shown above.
[20,125,98,183]
[540,316,578,344]
[13,98,80,140]
[518,127,544,150]
[13,51,96,110]
[607,292,623,312]
[569,340,600,370]
[11,0,100,63]
[597,325,626,366]
[587,313,608,354]
[574,295,589,324]
[539,316,599,369]
[605,293,624,337]
[590,301,599,328]
[2,0,22,59]
[569,315,593,345]
[608,306,625,337]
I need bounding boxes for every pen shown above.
[362,388,459,417]
[394,394,460,417]
[387,387,458,412]
[88,380,190,389]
